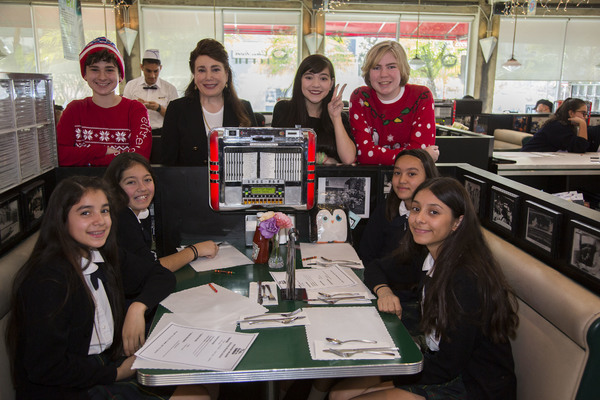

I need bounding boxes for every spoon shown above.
[326,337,378,345]
[243,308,301,320]
[247,316,305,325]
[323,348,395,358]
[320,257,360,264]
[306,296,366,304]
[318,292,359,298]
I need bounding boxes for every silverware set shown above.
[257,281,276,304]
[306,292,367,304]
[239,308,303,325]
[307,257,362,268]
[323,347,399,357]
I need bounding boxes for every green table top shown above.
[137,247,423,386]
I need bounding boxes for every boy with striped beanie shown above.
[57,37,152,166]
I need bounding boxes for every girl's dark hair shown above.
[399,177,518,343]
[184,38,251,127]
[385,149,439,221]
[6,176,126,379]
[543,97,587,130]
[275,55,338,156]
[104,152,154,211]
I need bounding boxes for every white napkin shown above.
[238,310,310,330]
[300,242,364,269]
[249,281,278,306]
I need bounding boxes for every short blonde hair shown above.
[361,41,410,88]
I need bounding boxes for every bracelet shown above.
[374,285,389,296]
[157,104,161,113]
[186,245,199,261]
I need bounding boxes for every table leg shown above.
[265,380,280,400]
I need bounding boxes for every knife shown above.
[257,281,263,304]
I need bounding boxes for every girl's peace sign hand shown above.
[327,83,347,121]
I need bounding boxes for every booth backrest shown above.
[0,233,38,400]
[493,129,533,150]
[483,229,600,400]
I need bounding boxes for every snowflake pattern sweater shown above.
[57,97,152,166]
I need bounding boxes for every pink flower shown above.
[274,212,293,229]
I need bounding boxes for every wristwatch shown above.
[157,104,162,113]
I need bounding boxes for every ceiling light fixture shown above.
[502,8,521,72]
[409,0,426,70]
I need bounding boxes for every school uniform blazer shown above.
[14,251,175,399]
[161,95,256,166]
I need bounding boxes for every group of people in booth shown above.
[15,32,600,400]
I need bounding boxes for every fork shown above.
[243,308,301,320]
[247,316,305,325]
[307,296,366,304]
[318,292,360,298]
[263,284,276,301]
[323,348,397,357]
[320,257,361,264]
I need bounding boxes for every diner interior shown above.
[1,0,600,400]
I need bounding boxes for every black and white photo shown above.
[317,176,371,218]
[570,221,600,278]
[464,175,486,217]
[22,180,45,230]
[524,200,561,255]
[490,186,519,234]
[0,194,21,246]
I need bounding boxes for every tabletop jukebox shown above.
[208,127,316,211]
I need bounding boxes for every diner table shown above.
[136,236,423,399]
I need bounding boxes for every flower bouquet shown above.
[252,211,293,268]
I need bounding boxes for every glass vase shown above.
[268,232,285,269]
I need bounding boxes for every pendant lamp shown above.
[502,10,522,72]
[409,0,426,70]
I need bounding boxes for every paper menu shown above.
[270,265,358,289]
[135,323,257,371]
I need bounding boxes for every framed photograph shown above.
[21,180,45,230]
[0,193,21,248]
[381,169,393,198]
[489,186,519,234]
[463,175,487,218]
[569,220,600,279]
[524,200,561,256]
[317,176,371,218]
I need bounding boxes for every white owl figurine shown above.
[316,209,347,243]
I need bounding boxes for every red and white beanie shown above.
[79,37,125,80]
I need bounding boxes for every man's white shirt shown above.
[123,76,179,129]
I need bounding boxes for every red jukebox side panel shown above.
[208,129,221,211]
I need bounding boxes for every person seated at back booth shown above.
[522,97,599,153]
[534,99,553,114]
[161,39,257,166]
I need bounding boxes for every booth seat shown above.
[493,129,533,150]
[484,229,600,400]
[0,233,38,400]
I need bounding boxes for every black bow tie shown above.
[89,263,107,290]
[143,85,158,90]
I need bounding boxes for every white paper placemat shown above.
[300,242,364,269]
[304,306,400,360]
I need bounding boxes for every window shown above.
[0,4,115,107]
[223,10,300,112]
[325,12,472,101]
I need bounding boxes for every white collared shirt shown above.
[81,251,114,355]
[122,76,179,129]
[399,200,410,218]
[421,253,441,352]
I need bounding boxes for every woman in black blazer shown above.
[162,39,257,166]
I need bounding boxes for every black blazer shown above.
[161,95,257,166]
